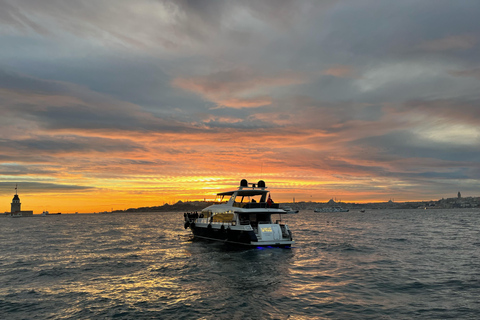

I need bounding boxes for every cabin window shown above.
[215,194,232,203]
[201,211,212,218]
[212,213,235,223]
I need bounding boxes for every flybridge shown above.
[216,179,268,197]
[239,179,266,189]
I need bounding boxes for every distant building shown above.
[327,198,336,206]
[458,191,461,199]
[9,185,33,217]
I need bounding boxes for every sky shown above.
[1,0,480,213]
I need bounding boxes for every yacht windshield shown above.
[215,194,231,203]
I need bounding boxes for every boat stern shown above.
[252,223,295,247]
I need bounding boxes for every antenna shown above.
[15,184,18,195]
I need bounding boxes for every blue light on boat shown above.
[256,245,292,249]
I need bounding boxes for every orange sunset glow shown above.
[1,1,480,213]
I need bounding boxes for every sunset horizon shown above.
[0,178,471,214]
[1,1,479,214]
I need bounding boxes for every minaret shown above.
[11,184,21,213]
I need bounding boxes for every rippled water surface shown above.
[1,209,479,319]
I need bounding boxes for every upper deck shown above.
[202,180,282,215]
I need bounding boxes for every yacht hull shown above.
[189,224,293,247]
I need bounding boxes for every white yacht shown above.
[314,207,349,213]
[282,206,299,214]
[184,180,294,247]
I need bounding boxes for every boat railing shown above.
[210,220,236,225]
[243,202,280,209]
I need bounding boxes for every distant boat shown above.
[360,209,365,213]
[282,206,299,214]
[314,207,349,213]
[41,211,61,216]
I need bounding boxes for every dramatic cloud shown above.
[172,68,307,108]
[417,35,478,52]
[323,65,357,78]
[449,68,480,80]
[1,0,480,212]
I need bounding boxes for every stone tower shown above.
[9,184,33,217]
[11,194,21,213]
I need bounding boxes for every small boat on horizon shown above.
[314,207,349,213]
[282,206,299,214]
[184,179,295,247]
[42,211,61,215]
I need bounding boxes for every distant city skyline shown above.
[1,1,480,213]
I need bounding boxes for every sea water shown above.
[0,209,479,319]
